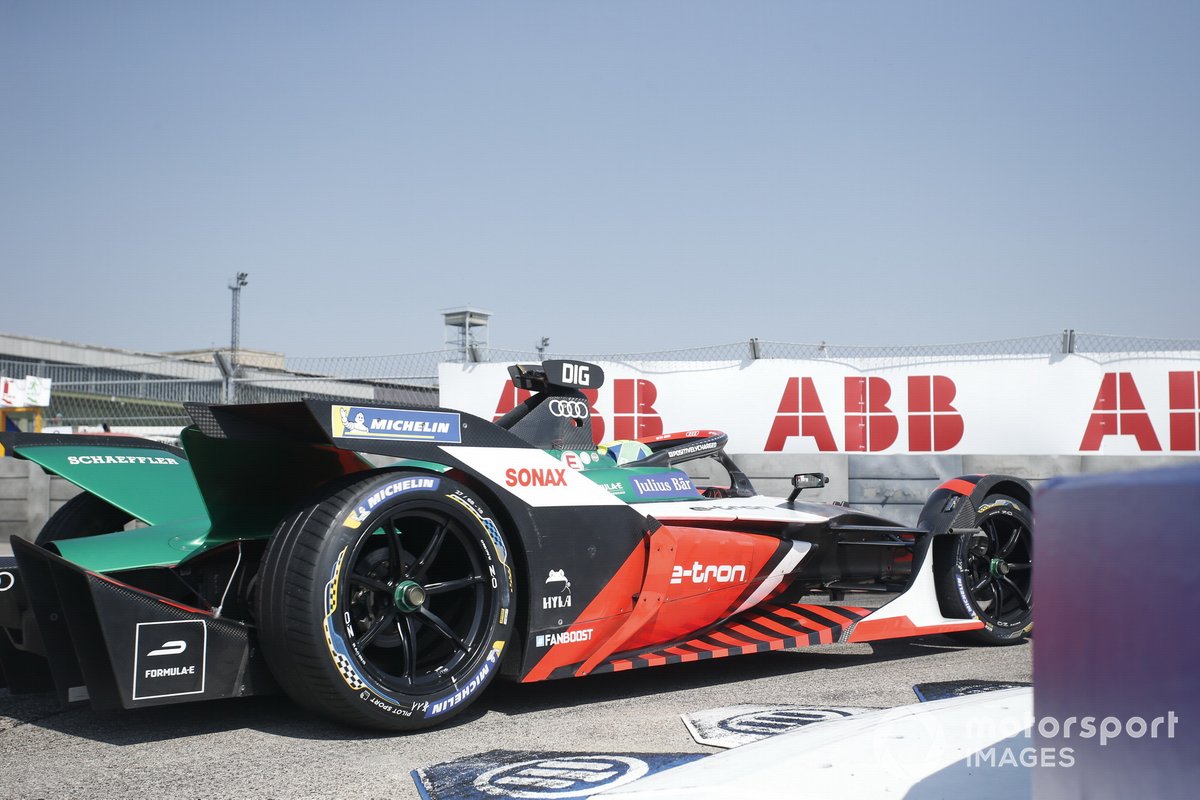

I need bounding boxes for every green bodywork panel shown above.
[17,433,457,574]
[54,516,212,572]
[15,443,215,572]
[17,445,207,525]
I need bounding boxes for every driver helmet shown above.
[599,440,652,465]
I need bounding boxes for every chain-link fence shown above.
[0,351,441,432]
[3,331,1197,434]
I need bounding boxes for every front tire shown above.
[255,472,515,730]
[935,494,1033,645]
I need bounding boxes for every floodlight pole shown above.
[228,272,249,401]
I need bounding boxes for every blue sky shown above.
[2,1,1197,357]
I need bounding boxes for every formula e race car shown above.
[0,361,1033,730]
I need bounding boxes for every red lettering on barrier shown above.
[613,379,662,439]
[908,376,964,452]
[764,377,837,452]
[1080,373,1162,451]
[1169,371,1200,451]
[845,377,898,452]
[582,388,603,443]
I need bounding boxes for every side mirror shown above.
[786,472,828,503]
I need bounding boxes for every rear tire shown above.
[935,494,1033,645]
[255,471,515,730]
[36,493,133,546]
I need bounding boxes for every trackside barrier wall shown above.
[1033,465,1200,798]
[438,355,1200,456]
[442,352,1200,525]
[2,333,1198,537]
[0,458,81,543]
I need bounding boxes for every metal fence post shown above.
[1061,329,1076,354]
[213,351,234,404]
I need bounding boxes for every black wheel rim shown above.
[341,507,492,694]
[964,512,1032,626]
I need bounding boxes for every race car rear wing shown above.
[508,360,604,392]
[495,361,603,450]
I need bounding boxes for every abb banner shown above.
[438,358,1200,456]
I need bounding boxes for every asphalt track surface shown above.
[0,628,1032,800]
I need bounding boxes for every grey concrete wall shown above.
[0,459,81,543]
[723,453,850,506]
[731,453,1200,527]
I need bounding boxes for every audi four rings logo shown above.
[0,571,14,592]
[548,399,590,419]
